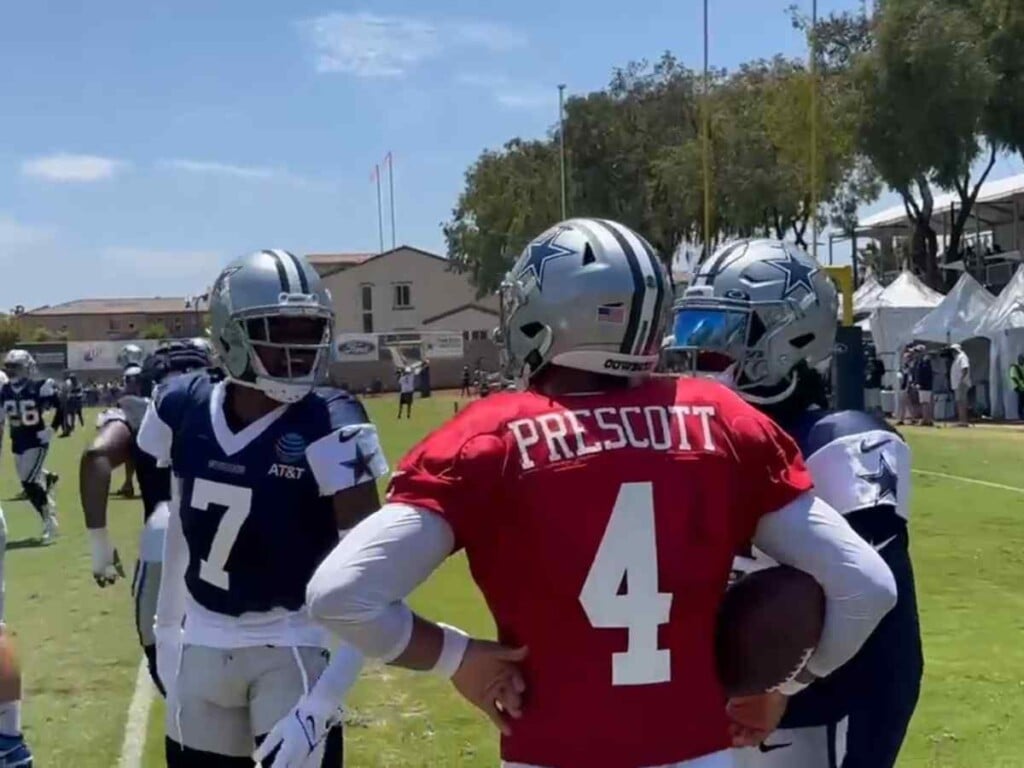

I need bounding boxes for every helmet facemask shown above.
[219,302,334,404]
[669,296,809,400]
[496,271,553,387]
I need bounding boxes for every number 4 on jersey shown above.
[579,482,673,686]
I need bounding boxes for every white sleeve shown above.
[306,424,389,497]
[307,502,454,661]
[752,491,897,678]
[137,399,173,467]
[39,379,57,398]
[154,479,188,640]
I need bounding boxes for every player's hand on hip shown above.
[451,639,528,736]
[253,696,339,768]
[726,691,788,747]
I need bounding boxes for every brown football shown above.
[716,566,826,697]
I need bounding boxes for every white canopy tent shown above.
[852,272,885,316]
[970,265,1024,419]
[868,271,944,385]
[911,273,994,345]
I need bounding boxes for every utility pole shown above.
[558,84,568,219]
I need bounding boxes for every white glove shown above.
[88,528,126,587]
[253,695,340,768]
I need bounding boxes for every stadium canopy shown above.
[911,273,994,345]
[969,265,1024,419]
[867,271,944,383]
[852,270,884,315]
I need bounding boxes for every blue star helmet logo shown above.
[859,453,898,504]
[765,249,819,298]
[517,228,576,290]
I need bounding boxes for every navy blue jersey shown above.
[138,373,387,618]
[763,409,922,766]
[0,378,57,453]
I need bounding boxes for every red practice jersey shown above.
[388,376,812,768]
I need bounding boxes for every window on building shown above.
[361,284,373,311]
[362,313,374,333]
[393,283,412,309]
[109,319,120,331]
[174,318,183,331]
[470,330,488,341]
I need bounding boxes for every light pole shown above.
[810,0,819,262]
[558,84,568,219]
[702,0,712,260]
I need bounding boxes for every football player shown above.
[0,350,59,542]
[669,239,923,768]
[305,219,896,768]
[138,250,386,768]
[80,340,213,693]
[115,344,146,498]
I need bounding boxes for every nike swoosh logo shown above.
[758,742,792,753]
[874,535,898,552]
[860,437,892,453]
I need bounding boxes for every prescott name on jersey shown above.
[387,376,812,768]
[0,378,57,454]
[138,371,387,649]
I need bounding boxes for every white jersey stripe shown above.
[271,248,302,293]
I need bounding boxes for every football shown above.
[715,565,826,697]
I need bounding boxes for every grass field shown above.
[1,395,1021,767]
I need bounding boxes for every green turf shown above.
[2,402,1020,767]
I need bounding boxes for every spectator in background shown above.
[1009,354,1024,421]
[397,366,415,419]
[865,349,885,415]
[950,343,972,426]
[460,365,471,398]
[914,347,934,426]
[896,350,915,425]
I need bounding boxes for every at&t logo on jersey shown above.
[269,432,307,479]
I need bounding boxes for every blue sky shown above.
[2,0,1020,309]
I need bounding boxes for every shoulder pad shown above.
[788,409,899,459]
[310,386,371,431]
[153,370,211,429]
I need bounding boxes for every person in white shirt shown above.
[949,343,971,426]
[397,367,415,419]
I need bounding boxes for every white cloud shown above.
[301,13,526,77]
[160,159,311,186]
[21,153,123,182]
[456,73,551,110]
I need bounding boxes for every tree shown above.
[444,138,561,296]
[978,0,1024,160]
[0,316,20,351]
[32,326,54,342]
[142,322,169,340]
[854,0,997,287]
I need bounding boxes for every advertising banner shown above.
[335,334,380,363]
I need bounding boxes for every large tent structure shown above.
[970,266,1024,419]
[868,271,944,383]
[911,273,994,345]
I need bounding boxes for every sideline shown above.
[118,659,156,768]
[912,468,1024,494]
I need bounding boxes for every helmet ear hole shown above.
[791,333,814,349]
[521,322,545,339]
[582,243,596,266]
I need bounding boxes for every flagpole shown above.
[810,0,819,261]
[375,164,384,254]
[387,153,397,249]
[702,0,712,260]
[558,84,567,219]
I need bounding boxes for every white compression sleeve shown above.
[752,492,897,678]
[154,482,187,640]
[306,503,455,661]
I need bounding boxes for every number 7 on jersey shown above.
[191,478,253,591]
[579,482,673,686]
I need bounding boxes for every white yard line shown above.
[118,659,155,768]
[912,468,1024,494]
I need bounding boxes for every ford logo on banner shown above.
[339,340,376,355]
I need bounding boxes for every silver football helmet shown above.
[497,218,670,382]
[3,349,35,384]
[117,343,145,370]
[668,239,838,403]
[208,249,334,403]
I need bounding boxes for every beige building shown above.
[20,296,208,341]
[318,245,500,391]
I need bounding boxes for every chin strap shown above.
[738,370,800,406]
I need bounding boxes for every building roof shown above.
[859,172,1024,231]
[306,252,375,269]
[25,297,204,316]
[422,303,499,326]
